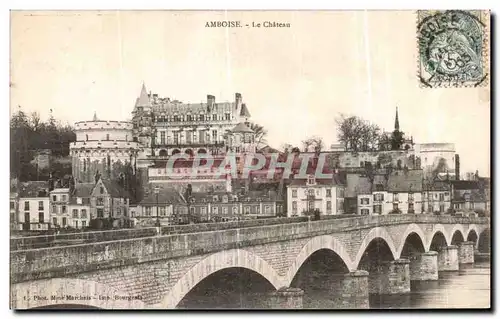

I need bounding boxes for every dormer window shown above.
[307,175,316,185]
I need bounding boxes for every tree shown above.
[302,136,324,153]
[247,122,268,148]
[10,107,76,181]
[335,114,382,152]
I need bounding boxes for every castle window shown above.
[187,114,192,121]
[213,114,217,121]
[174,115,179,122]
[86,134,89,141]
[200,115,204,121]
[212,130,218,142]
[106,134,110,141]
[225,113,230,121]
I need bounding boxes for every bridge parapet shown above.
[10,215,489,284]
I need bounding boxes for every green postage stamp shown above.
[417,10,490,88]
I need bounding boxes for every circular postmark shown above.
[418,10,486,86]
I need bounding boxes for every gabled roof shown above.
[240,103,251,118]
[19,181,49,198]
[73,183,95,198]
[387,170,423,192]
[231,122,254,133]
[99,178,130,198]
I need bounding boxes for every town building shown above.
[188,189,284,223]
[450,180,488,213]
[423,180,452,214]
[384,170,424,214]
[49,187,71,228]
[90,178,131,228]
[10,181,18,231]
[17,181,51,231]
[68,183,94,229]
[135,186,187,226]
[286,174,345,217]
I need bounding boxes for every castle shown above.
[70,83,257,190]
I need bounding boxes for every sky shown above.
[10,11,490,176]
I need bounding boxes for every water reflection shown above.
[178,261,490,309]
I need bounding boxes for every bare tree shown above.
[302,136,324,153]
[247,122,268,148]
[335,114,381,152]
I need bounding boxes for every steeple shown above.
[394,107,400,131]
[93,111,98,121]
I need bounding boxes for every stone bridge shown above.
[10,215,490,309]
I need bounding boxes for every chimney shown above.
[207,95,215,107]
[235,93,242,107]
[455,154,460,180]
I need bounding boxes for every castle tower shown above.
[132,82,154,152]
[225,122,256,155]
[69,114,140,184]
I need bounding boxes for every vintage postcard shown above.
[10,10,491,310]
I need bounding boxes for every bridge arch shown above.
[449,224,466,245]
[285,235,354,285]
[427,224,450,250]
[397,223,427,256]
[11,278,145,309]
[160,249,284,309]
[466,225,480,246]
[353,227,397,269]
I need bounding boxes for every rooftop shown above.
[387,170,423,192]
[19,181,49,198]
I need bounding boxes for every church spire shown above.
[394,107,400,131]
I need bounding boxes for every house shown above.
[68,183,94,229]
[188,189,284,223]
[286,174,345,217]
[345,173,374,215]
[385,170,423,214]
[450,180,487,213]
[136,186,187,226]
[90,178,131,228]
[49,188,71,228]
[423,180,452,214]
[10,184,18,231]
[17,181,51,231]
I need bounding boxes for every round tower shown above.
[69,113,140,183]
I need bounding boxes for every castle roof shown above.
[240,103,251,118]
[135,82,152,108]
[231,122,254,133]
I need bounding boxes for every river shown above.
[178,260,490,309]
